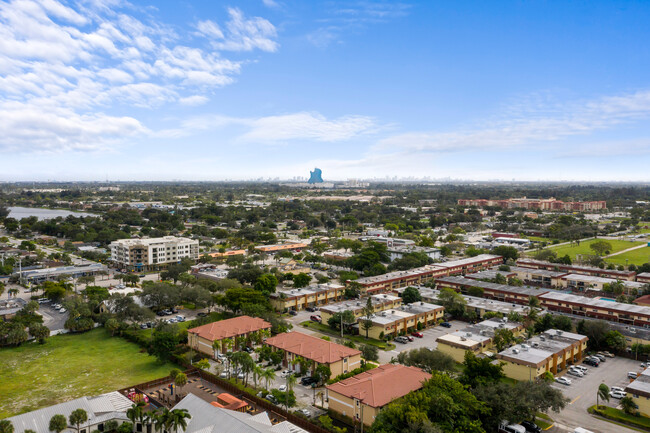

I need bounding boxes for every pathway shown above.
[605,243,648,258]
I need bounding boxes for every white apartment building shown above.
[110,236,199,271]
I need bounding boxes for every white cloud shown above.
[376,90,650,153]
[0,0,280,153]
[262,0,280,8]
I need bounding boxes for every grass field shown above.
[606,246,650,267]
[0,328,178,419]
[548,238,645,260]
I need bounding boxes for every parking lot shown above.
[379,320,468,363]
[548,355,643,433]
[38,301,69,332]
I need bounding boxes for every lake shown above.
[8,206,99,220]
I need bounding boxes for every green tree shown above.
[460,351,504,389]
[597,383,609,409]
[174,372,188,395]
[292,273,311,288]
[437,288,467,318]
[49,415,67,433]
[0,420,14,433]
[590,240,613,256]
[467,286,484,297]
[327,310,356,336]
[361,297,375,339]
[195,359,210,370]
[360,344,379,362]
[493,246,519,261]
[313,364,332,384]
[126,402,146,433]
[620,396,639,415]
[29,323,50,344]
[69,409,88,433]
[401,286,422,304]
[254,273,279,293]
[395,348,456,373]
[105,318,120,337]
[261,367,276,390]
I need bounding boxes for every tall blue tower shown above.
[308,168,324,184]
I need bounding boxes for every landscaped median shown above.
[300,321,396,350]
[535,412,554,430]
[588,405,650,431]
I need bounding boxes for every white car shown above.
[278,385,287,392]
[610,386,625,393]
[59,308,67,313]
[567,369,583,377]
[556,376,572,386]
[237,372,245,380]
[610,390,627,399]
[299,409,310,417]
[280,370,292,378]
[219,372,228,378]
[574,365,588,373]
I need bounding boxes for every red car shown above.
[411,332,424,338]
[406,335,414,342]
[310,315,322,323]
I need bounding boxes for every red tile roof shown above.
[265,332,360,364]
[326,364,430,408]
[635,294,650,305]
[188,316,271,341]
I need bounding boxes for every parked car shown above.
[266,394,278,404]
[59,308,67,313]
[394,336,409,344]
[278,385,287,392]
[584,358,599,367]
[140,323,148,329]
[288,310,298,316]
[520,421,542,433]
[176,315,185,322]
[610,390,627,399]
[305,307,316,312]
[217,354,227,362]
[501,423,526,433]
[301,376,317,386]
[440,322,452,328]
[555,377,572,386]
[310,315,322,323]
[280,369,292,378]
[592,354,606,362]
[243,346,254,353]
[610,386,625,393]
[411,332,424,338]
[628,372,638,379]
[197,312,208,317]
[219,371,228,378]
[299,409,310,417]
[573,365,588,373]
[406,335,414,342]
[567,369,583,377]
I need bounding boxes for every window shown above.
[98,424,104,432]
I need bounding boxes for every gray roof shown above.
[6,392,132,433]
[436,276,544,297]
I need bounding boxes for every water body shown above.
[8,206,99,220]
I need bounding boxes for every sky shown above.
[1,0,650,182]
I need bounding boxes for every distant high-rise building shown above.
[308,167,324,184]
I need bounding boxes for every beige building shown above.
[326,364,431,426]
[497,329,588,381]
[187,316,271,357]
[109,236,199,271]
[625,367,650,416]
[319,294,403,324]
[436,318,525,362]
[270,283,346,312]
[265,332,361,378]
[364,301,445,340]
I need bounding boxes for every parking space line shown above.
[569,395,581,405]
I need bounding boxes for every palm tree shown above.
[261,367,276,390]
[222,337,234,353]
[597,384,610,409]
[240,354,255,387]
[314,390,325,408]
[0,420,14,433]
[252,365,264,389]
[167,409,191,433]
[284,374,297,411]
[620,396,639,415]
[126,402,146,432]
[69,409,88,433]
[212,340,221,358]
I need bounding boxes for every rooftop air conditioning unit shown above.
[540,336,546,341]
[512,348,520,354]
[460,336,467,341]
[466,332,472,337]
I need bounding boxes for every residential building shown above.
[508,266,568,288]
[436,318,524,362]
[207,250,246,259]
[638,273,650,284]
[362,237,416,247]
[109,236,199,271]
[625,367,650,416]
[209,393,249,412]
[497,329,588,381]
[435,276,547,305]
[457,197,606,211]
[270,283,346,312]
[188,316,271,357]
[5,392,132,433]
[635,295,650,307]
[516,258,637,281]
[319,294,403,324]
[0,298,27,320]
[539,292,650,326]
[365,301,444,339]
[326,364,431,426]
[264,332,361,378]
[558,274,644,293]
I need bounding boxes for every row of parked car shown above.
[500,420,542,433]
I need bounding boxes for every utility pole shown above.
[340,313,343,338]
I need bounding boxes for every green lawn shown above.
[548,238,644,260]
[589,405,650,431]
[605,246,650,267]
[0,328,178,419]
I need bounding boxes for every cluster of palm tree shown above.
[126,403,191,433]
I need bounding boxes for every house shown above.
[326,364,431,426]
[5,392,132,433]
[264,332,361,378]
[187,316,271,357]
[0,298,27,320]
[497,329,588,381]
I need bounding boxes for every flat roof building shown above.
[270,283,346,312]
[110,236,199,271]
[516,258,636,281]
[436,318,524,362]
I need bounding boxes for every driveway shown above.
[379,320,467,363]
[548,355,642,433]
[38,302,68,332]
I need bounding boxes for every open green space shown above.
[548,238,644,260]
[0,328,178,419]
[605,247,650,267]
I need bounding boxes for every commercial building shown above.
[188,316,271,357]
[264,332,361,378]
[497,329,588,381]
[539,292,650,327]
[625,367,650,416]
[387,245,441,262]
[516,258,637,281]
[436,318,525,362]
[207,250,246,259]
[353,254,503,294]
[435,276,547,305]
[254,242,308,253]
[326,364,431,426]
[5,392,132,433]
[17,263,108,284]
[109,236,199,271]
[457,197,607,211]
[270,283,346,312]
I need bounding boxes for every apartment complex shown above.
[187,316,271,357]
[363,301,445,340]
[109,236,199,271]
[326,364,431,426]
[353,254,503,294]
[265,332,361,378]
[516,258,637,281]
[457,197,607,211]
[319,294,403,323]
[270,283,346,312]
[539,292,650,327]
[436,318,525,362]
[435,276,545,305]
[625,367,650,416]
[497,329,588,381]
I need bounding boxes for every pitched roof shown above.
[265,332,360,364]
[326,364,430,408]
[188,316,271,341]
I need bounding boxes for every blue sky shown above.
[1,0,650,181]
